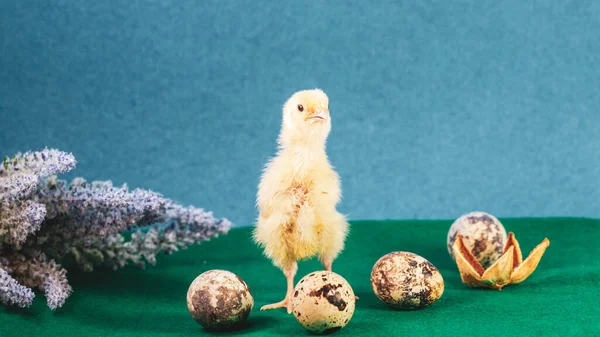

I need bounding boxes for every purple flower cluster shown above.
[1,251,73,310]
[0,149,77,178]
[0,149,232,310]
[0,268,35,308]
[0,200,47,246]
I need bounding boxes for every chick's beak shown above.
[307,109,328,121]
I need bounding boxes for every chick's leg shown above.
[260,261,297,314]
[317,210,348,271]
[320,256,333,271]
[316,211,358,299]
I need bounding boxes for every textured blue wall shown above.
[1,1,600,226]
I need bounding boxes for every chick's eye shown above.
[297,104,304,112]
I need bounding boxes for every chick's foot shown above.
[260,298,293,314]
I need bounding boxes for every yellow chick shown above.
[253,89,349,314]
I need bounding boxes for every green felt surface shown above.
[1,218,599,337]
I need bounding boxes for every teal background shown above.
[1,1,600,226]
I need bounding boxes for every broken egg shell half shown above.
[370,252,444,310]
[447,211,508,269]
[186,269,254,331]
[292,271,356,335]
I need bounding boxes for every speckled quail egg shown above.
[292,271,356,334]
[371,252,444,310]
[186,269,253,330]
[447,211,508,268]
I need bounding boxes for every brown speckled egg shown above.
[186,270,253,330]
[447,211,507,268]
[370,252,444,310]
[292,271,355,335]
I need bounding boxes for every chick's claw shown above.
[260,299,293,314]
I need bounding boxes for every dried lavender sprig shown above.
[0,268,35,308]
[0,200,47,246]
[165,203,232,247]
[31,252,72,310]
[0,149,75,210]
[0,149,76,178]
[166,203,233,233]
[43,272,72,310]
[0,172,39,206]
[58,204,232,271]
[3,251,72,310]
[121,204,231,266]
[35,177,166,234]
[0,148,233,310]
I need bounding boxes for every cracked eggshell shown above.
[292,271,355,335]
[447,211,507,268]
[371,252,444,310]
[186,269,253,330]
